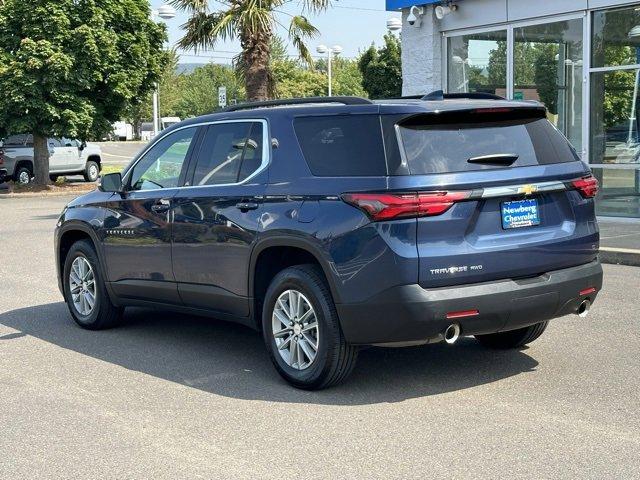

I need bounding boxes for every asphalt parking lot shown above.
[1,195,639,479]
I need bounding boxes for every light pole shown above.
[151,4,176,138]
[316,44,343,97]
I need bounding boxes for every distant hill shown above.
[176,63,205,75]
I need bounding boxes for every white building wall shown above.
[400,5,442,96]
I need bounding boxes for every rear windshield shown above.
[294,115,387,176]
[3,134,33,146]
[397,118,580,175]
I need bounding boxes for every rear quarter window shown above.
[397,117,580,175]
[294,115,387,176]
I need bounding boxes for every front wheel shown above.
[262,265,358,390]
[14,166,32,185]
[63,240,122,330]
[475,321,548,349]
[83,160,100,182]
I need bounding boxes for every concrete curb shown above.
[0,189,92,198]
[600,248,640,267]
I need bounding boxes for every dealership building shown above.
[386,0,640,219]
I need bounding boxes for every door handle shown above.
[151,199,171,213]
[235,202,259,212]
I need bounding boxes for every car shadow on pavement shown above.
[0,302,539,405]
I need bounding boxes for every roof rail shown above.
[422,90,506,101]
[222,96,373,112]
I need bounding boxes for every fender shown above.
[56,218,116,302]
[248,234,343,306]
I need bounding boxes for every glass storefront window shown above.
[514,19,584,153]
[590,69,640,165]
[447,30,507,96]
[592,6,640,68]
[592,167,640,218]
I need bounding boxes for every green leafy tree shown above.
[0,0,166,185]
[272,59,326,98]
[177,63,245,117]
[171,0,331,101]
[358,34,401,99]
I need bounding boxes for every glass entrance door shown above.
[589,5,640,218]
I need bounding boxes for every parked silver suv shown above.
[0,134,103,184]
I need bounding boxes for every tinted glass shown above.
[398,118,579,175]
[514,18,583,153]
[447,30,507,96]
[193,122,257,186]
[294,115,387,176]
[592,6,640,68]
[238,123,265,182]
[3,134,29,146]
[130,127,197,191]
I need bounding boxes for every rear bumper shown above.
[336,260,603,345]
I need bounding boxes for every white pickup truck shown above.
[0,134,103,185]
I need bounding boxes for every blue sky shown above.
[150,0,400,64]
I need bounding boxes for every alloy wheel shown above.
[69,256,97,316]
[18,170,30,184]
[272,289,319,370]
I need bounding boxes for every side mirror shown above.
[100,173,123,193]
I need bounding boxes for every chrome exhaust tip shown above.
[444,324,461,345]
[577,299,591,318]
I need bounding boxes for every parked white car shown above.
[0,135,103,184]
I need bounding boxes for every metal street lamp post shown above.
[316,44,343,97]
[151,4,176,138]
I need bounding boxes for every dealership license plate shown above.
[501,198,540,229]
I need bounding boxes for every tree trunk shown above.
[33,134,51,186]
[241,31,272,102]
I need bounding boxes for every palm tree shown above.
[171,0,331,101]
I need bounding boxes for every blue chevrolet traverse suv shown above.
[55,94,603,389]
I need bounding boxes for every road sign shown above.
[218,87,227,109]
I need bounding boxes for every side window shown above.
[49,138,63,148]
[3,134,28,146]
[129,127,197,191]
[192,122,264,186]
[294,115,387,176]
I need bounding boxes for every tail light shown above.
[572,175,599,198]
[342,191,471,221]
[0,149,4,165]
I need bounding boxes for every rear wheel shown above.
[83,160,99,182]
[262,265,358,390]
[63,240,122,330]
[475,321,548,349]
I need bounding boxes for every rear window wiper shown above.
[467,154,519,166]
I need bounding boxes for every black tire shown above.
[14,165,32,185]
[475,321,548,349]
[262,264,358,390]
[49,174,59,182]
[62,240,122,330]
[83,160,100,182]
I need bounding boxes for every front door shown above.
[102,126,201,304]
[172,120,269,317]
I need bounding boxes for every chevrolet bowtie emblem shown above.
[519,184,538,196]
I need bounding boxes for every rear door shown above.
[48,138,72,172]
[171,120,269,317]
[389,108,599,288]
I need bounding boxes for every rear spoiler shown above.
[397,105,548,127]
